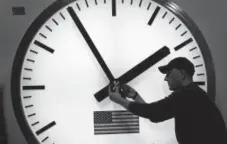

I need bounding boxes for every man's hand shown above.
[121,84,146,104]
[108,82,123,104]
[108,83,131,109]
[120,84,138,99]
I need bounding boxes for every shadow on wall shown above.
[0,85,7,144]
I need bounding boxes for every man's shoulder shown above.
[182,82,207,95]
[168,82,207,99]
[166,91,183,101]
[188,83,208,97]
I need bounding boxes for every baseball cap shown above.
[158,57,195,77]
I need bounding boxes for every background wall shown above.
[1,0,227,144]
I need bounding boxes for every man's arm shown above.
[119,84,146,103]
[134,93,146,104]
[111,96,131,110]
[110,94,176,123]
[111,93,178,123]
[109,83,178,123]
[109,87,146,107]
[128,94,177,123]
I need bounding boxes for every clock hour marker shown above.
[52,18,59,26]
[162,11,167,19]
[95,0,98,5]
[28,113,36,117]
[26,58,35,63]
[41,137,49,142]
[76,3,81,11]
[122,0,124,3]
[23,96,32,99]
[24,68,33,71]
[104,0,106,4]
[23,77,31,80]
[197,73,205,76]
[175,24,181,30]
[130,0,133,5]
[45,25,52,32]
[85,0,89,7]
[30,49,38,54]
[112,0,116,16]
[169,17,175,24]
[25,105,33,108]
[174,38,193,51]
[147,2,151,10]
[23,85,45,90]
[195,81,205,86]
[39,33,47,39]
[36,121,56,135]
[31,121,39,126]
[193,55,201,59]
[181,31,187,37]
[190,47,197,51]
[60,12,65,20]
[195,64,203,67]
[148,6,160,26]
[34,40,55,53]
[139,0,143,7]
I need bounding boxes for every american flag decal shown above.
[94,110,139,135]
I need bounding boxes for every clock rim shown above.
[153,0,216,101]
[10,0,216,143]
[11,0,75,143]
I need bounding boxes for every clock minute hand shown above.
[67,7,115,81]
[94,46,170,102]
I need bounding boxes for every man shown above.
[108,57,227,144]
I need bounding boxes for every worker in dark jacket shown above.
[108,57,227,144]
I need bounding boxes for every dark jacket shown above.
[128,82,227,144]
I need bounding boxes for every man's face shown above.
[164,68,184,91]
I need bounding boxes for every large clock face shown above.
[11,0,215,144]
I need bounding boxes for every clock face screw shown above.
[109,80,126,98]
[110,80,119,91]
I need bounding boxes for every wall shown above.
[0,85,7,144]
[1,0,227,144]
[1,1,56,143]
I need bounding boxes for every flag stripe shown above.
[111,110,133,113]
[95,126,139,130]
[112,115,138,119]
[94,123,139,127]
[94,129,139,135]
[112,112,134,115]
[112,117,139,120]
[112,119,139,122]
[95,128,139,132]
[95,120,138,124]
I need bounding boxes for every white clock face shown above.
[12,0,213,144]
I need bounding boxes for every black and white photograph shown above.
[0,0,227,144]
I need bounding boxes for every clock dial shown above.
[11,0,215,144]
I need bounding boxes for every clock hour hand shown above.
[67,7,115,81]
[94,46,170,102]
